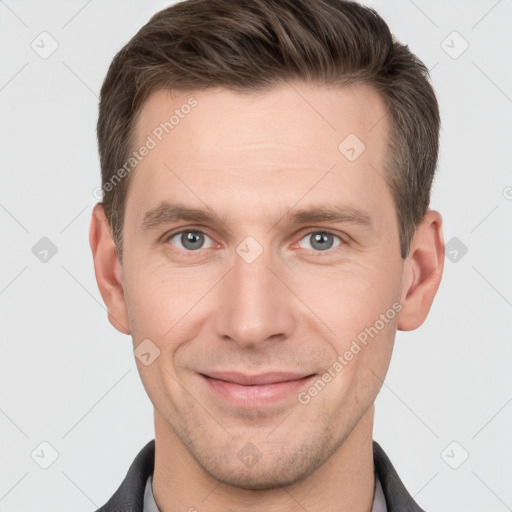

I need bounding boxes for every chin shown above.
[204,461,314,490]
[189,434,336,490]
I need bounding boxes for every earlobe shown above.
[397,210,445,331]
[89,203,131,335]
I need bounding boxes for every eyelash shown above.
[164,228,345,255]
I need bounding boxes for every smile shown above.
[200,371,316,408]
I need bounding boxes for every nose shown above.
[212,246,296,349]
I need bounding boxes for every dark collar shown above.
[96,439,425,511]
[373,440,426,511]
[96,440,154,512]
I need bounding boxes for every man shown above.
[89,0,444,510]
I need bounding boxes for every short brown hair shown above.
[97,0,440,263]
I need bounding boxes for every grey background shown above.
[0,1,511,511]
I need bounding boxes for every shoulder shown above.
[95,440,155,512]
[373,440,427,512]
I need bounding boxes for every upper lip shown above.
[201,371,314,386]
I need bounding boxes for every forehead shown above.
[133,82,388,161]
[126,82,391,225]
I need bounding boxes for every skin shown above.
[90,82,444,511]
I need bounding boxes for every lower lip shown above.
[202,374,315,408]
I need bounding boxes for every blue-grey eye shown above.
[169,230,214,251]
[298,231,342,251]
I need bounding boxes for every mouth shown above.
[199,371,316,408]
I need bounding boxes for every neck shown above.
[152,406,376,512]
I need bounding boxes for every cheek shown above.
[290,258,402,342]
[123,258,205,340]
[289,259,401,396]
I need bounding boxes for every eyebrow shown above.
[140,201,372,232]
[141,202,230,232]
[284,205,372,228]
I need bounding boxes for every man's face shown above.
[120,83,406,487]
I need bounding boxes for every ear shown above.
[397,210,444,331]
[89,203,131,335]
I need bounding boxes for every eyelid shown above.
[163,225,213,240]
[163,226,347,253]
[293,229,346,251]
[164,227,218,251]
